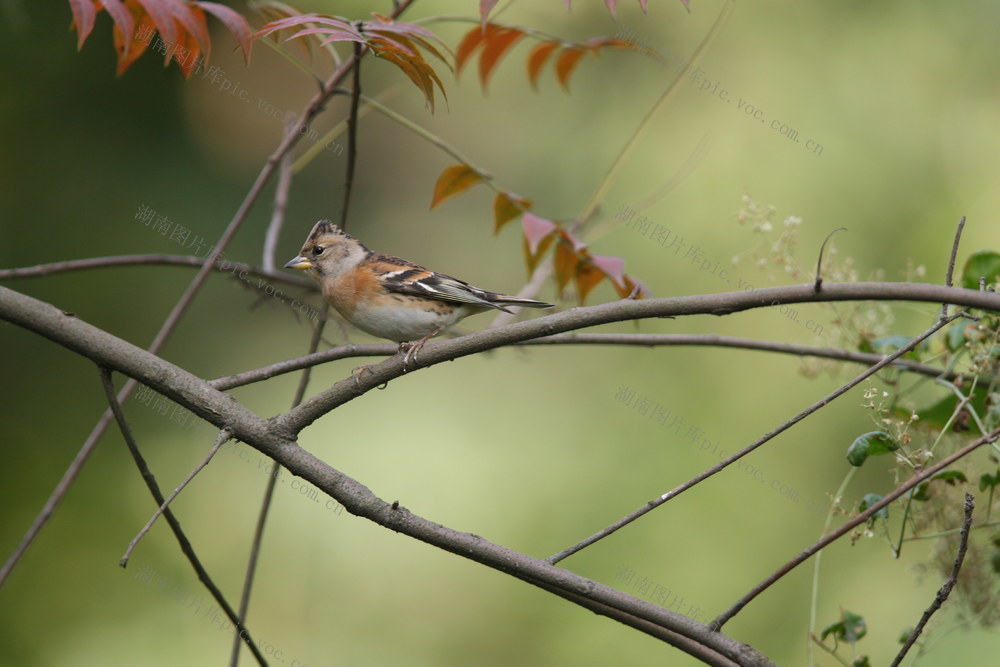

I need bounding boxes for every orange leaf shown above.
[173,23,203,78]
[575,260,606,304]
[553,241,580,297]
[617,275,651,299]
[493,192,531,234]
[110,3,151,76]
[431,164,483,208]
[455,23,498,74]
[526,41,560,90]
[69,0,98,49]
[555,46,587,91]
[478,27,524,91]
[371,38,446,112]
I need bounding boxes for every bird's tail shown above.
[490,295,554,310]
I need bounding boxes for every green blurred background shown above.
[1,0,998,665]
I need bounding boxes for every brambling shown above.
[284,220,553,365]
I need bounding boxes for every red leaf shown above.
[69,0,98,49]
[478,27,524,91]
[493,192,531,234]
[522,213,558,254]
[254,15,357,42]
[134,0,181,57]
[526,41,560,90]
[639,0,649,11]
[431,164,483,208]
[591,254,626,289]
[604,0,618,19]
[168,1,212,65]
[195,1,253,64]
[522,213,558,273]
[554,47,586,91]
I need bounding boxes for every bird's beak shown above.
[284,255,313,270]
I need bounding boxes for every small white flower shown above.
[784,216,802,227]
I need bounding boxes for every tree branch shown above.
[889,493,974,667]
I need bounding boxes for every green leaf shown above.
[946,320,971,351]
[980,470,1000,491]
[846,431,899,466]
[898,628,914,645]
[960,250,1000,290]
[852,657,872,667]
[821,610,868,644]
[913,470,968,501]
[859,493,888,519]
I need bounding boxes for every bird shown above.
[284,220,553,366]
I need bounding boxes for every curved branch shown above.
[0,285,771,666]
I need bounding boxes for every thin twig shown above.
[230,307,328,667]
[940,215,967,322]
[889,493,974,667]
[713,434,996,631]
[121,430,232,567]
[262,115,298,273]
[546,313,965,565]
[208,332,981,393]
[98,369,268,666]
[339,40,362,231]
[0,254,312,290]
[576,0,735,224]
[814,227,847,292]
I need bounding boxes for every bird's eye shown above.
[312,246,325,257]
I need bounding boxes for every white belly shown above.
[350,304,473,342]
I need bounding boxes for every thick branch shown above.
[0,285,770,665]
